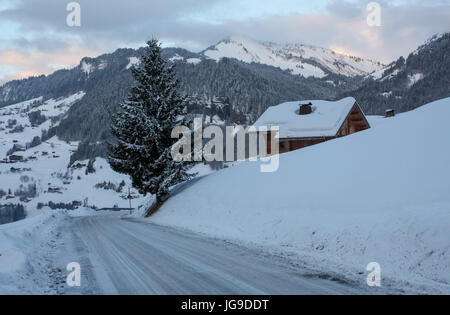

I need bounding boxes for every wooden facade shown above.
[263,102,370,155]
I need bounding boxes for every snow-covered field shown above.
[0,93,149,219]
[151,98,450,294]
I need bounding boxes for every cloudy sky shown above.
[0,0,449,84]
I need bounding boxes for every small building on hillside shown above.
[253,97,370,155]
[9,155,24,162]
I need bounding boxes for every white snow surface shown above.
[151,98,450,293]
[253,97,357,138]
[186,58,202,65]
[0,210,63,293]
[0,93,148,217]
[168,55,202,65]
[202,35,385,78]
[81,60,107,74]
[367,62,402,82]
[0,208,104,294]
[380,69,400,82]
[168,54,185,63]
[81,61,93,75]
[126,57,140,69]
[408,73,424,88]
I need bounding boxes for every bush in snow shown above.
[7,119,17,128]
[118,180,126,192]
[94,180,126,193]
[41,127,57,142]
[206,160,225,171]
[37,201,77,210]
[46,201,82,210]
[95,181,117,191]
[28,110,47,126]
[85,158,96,175]
[26,136,42,149]
[20,175,30,183]
[14,183,37,199]
[9,124,24,133]
[108,39,192,203]
[69,141,106,166]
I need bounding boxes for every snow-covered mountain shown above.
[351,31,450,114]
[201,35,385,78]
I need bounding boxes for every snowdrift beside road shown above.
[0,210,59,293]
[0,208,100,294]
[151,98,450,293]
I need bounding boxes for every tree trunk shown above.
[146,194,170,217]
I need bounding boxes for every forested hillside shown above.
[1,34,448,161]
[345,32,450,114]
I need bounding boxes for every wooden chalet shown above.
[253,97,370,155]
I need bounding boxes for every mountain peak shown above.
[201,35,385,78]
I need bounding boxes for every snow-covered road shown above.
[65,214,373,295]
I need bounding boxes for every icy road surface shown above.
[65,214,375,295]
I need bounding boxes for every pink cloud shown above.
[0,44,103,83]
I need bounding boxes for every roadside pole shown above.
[128,187,132,215]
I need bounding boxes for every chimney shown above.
[385,109,395,118]
[299,102,313,115]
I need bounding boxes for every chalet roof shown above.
[253,97,358,139]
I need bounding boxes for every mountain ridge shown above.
[200,35,385,78]
[346,31,450,114]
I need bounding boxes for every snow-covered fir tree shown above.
[108,39,192,203]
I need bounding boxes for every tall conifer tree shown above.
[109,39,191,203]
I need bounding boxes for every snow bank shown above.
[151,98,450,293]
[0,210,59,293]
[0,208,101,294]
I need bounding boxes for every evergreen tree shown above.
[85,158,96,175]
[108,39,191,203]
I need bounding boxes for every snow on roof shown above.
[253,97,357,138]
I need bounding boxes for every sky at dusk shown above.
[0,0,449,84]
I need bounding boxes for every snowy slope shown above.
[202,35,385,78]
[0,94,149,220]
[0,207,106,294]
[151,98,450,293]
